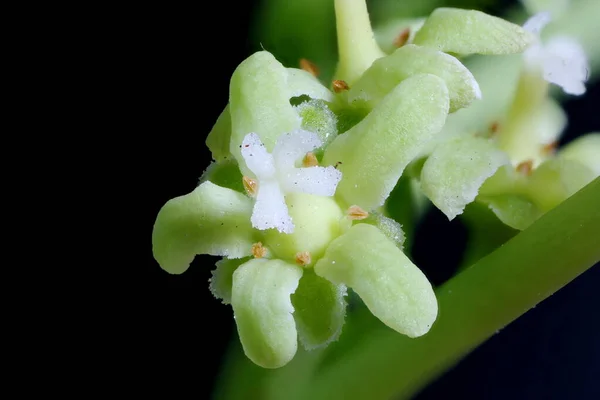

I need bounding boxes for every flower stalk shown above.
[333,0,385,85]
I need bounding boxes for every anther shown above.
[516,160,534,176]
[295,251,312,266]
[347,205,369,220]
[251,242,267,258]
[393,28,410,48]
[489,121,500,135]
[541,141,558,155]
[300,58,319,77]
[302,152,319,167]
[243,176,258,197]
[333,80,350,93]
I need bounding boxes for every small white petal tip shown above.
[523,12,552,35]
[522,12,588,95]
[240,129,342,235]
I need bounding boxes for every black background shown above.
[129,1,599,398]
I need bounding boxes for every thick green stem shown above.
[333,0,385,85]
[304,177,600,400]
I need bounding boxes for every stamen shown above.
[347,205,369,220]
[251,242,268,258]
[333,80,350,93]
[489,121,500,135]
[393,28,410,48]
[302,152,319,167]
[295,251,312,266]
[542,141,558,155]
[300,58,320,77]
[516,160,534,176]
[243,176,258,197]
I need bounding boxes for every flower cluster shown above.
[413,10,598,230]
[152,2,597,369]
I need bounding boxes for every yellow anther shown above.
[347,205,369,220]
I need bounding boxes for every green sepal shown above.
[209,257,250,304]
[413,8,535,56]
[229,51,300,175]
[232,258,303,369]
[199,160,244,193]
[359,214,405,250]
[206,105,232,162]
[294,99,338,153]
[292,269,347,350]
[323,73,450,211]
[314,224,437,338]
[152,181,255,274]
[286,68,334,102]
[420,136,510,220]
[348,44,480,113]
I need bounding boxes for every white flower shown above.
[241,129,342,234]
[522,11,589,95]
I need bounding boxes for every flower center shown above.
[262,193,350,266]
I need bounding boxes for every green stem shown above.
[458,202,519,270]
[333,0,385,85]
[304,177,600,400]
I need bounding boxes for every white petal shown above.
[281,166,342,197]
[273,129,322,168]
[522,11,551,35]
[241,133,276,179]
[252,180,294,234]
[541,36,589,95]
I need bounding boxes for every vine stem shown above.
[302,177,600,400]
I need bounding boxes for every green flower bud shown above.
[229,51,301,174]
[421,136,510,220]
[324,73,450,211]
[287,67,334,102]
[315,224,438,338]
[232,258,303,369]
[152,182,256,274]
[413,8,535,55]
[348,44,481,113]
